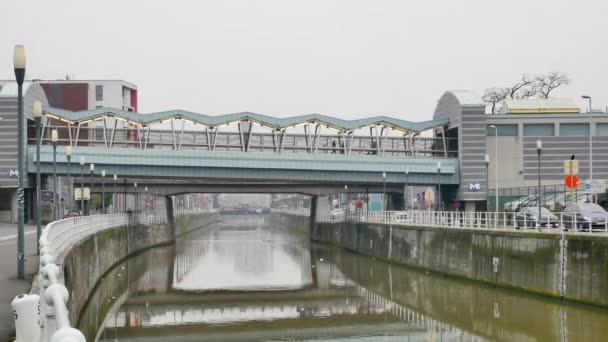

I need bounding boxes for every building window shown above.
[560,123,589,136]
[487,124,518,136]
[597,123,608,136]
[95,85,103,101]
[95,105,103,109]
[523,124,555,136]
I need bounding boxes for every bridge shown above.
[26,107,460,195]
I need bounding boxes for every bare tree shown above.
[482,87,509,114]
[535,72,571,98]
[509,74,536,99]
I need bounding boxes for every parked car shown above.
[562,203,608,230]
[63,211,81,219]
[329,208,345,220]
[513,207,558,228]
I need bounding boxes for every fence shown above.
[315,210,608,233]
[487,184,599,211]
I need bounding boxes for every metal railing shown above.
[339,210,608,233]
[270,208,311,217]
[173,208,218,216]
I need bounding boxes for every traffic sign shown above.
[564,160,579,175]
[565,175,580,189]
[585,179,607,193]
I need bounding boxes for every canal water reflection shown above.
[87,215,608,341]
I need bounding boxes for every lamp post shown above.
[80,157,85,215]
[485,154,490,210]
[134,182,138,214]
[537,140,543,229]
[437,161,442,210]
[113,174,117,213]
[51,129,58,221]
[382,172,386,211]
[489,125,499,215]
[66,146,72,216]
[101,170,106,214]
[404,167,409,210]
[144,186,148,216]
[33,101,42,255]
[14,45,26,279]
[89,164,95,215]
[582,95,593,202]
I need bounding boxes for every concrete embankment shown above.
[62,212,220,327]
[285,214,608,308]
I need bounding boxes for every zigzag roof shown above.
[42,107,448,133]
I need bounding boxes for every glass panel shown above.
[523,124,555,136]
[597,123,608,136]
[487,124,518,136]
[560,123,589,136]
[95,85,104,101]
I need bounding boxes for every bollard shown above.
[11,294,41,342]
[50,327,86,342]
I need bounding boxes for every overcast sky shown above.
[1,0,607,120]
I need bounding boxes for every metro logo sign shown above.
[9,169,18,177]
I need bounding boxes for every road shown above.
[0,224,38,342]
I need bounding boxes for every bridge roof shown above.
[43,107,448,133]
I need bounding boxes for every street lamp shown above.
[537,140,543,228]
[14,45,26,279]
[382,172,386,211]
[51,129,59,221]
[80,157,85,215]
[134,182,138,213]
[489,125,499,214]
[113,174,118,213]
[437,161,442,210]
[485,154,490,210]
[101,170,106,214]
[89,163,95,215]
[65,146,72,216]
[405,167,409,210]
[33,101,42,255]
[582,95,593,202]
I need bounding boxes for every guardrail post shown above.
[11,294,41,342]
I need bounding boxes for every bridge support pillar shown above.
[166,196,175,238]
[309,196,317,235]
[388,192,404,211]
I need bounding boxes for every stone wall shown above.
[311,221,608,308]
[62,212,220,325]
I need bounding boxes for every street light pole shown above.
[537,140,543,229]
[51,130,58,221]
[489,125,499,215]
[89,164,95,215]
[113,174,117,213]
[382,172,386,211]
[33,101,42,255]
[437,161,442,211]
[14,45,26,279]
[405,167,409,210]
[485,154,490,210]
[582,95,593,202]
[80,157,85,215]
[101,170,106,214]
[66,146,72,216]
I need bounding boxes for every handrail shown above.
[270,208,311,217]
[335,210,608,233]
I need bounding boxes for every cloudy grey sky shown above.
[1,0,607,120]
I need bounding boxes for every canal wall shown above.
[62,212,220,325]
[270,212,310,235]
[311,221,608,308]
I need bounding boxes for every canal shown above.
[81,214,608,341]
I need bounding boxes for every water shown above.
[83,215,608,341]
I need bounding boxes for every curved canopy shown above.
[43,107,448,133]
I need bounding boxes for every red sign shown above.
[356,201,363,209]
[565,175,580,189]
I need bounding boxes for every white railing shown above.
[173,208,218,216]
[271,208,311,217]
[326,210,608,234]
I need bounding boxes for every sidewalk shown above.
[0,223,39,342]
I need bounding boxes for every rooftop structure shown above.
[499,98,580,114]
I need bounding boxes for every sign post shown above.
[564,158,579,204]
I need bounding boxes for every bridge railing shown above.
[173,208,218,216]
[338,210,608,233]
[270,208,310,217]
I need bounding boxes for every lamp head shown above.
[437,161,442,170]
[51,129,58,143]
[33,101,42,118]
[113,174,117,181]
[382,172,386,179]
[80,156,85,165]
[582,95,591,99]
[134,182,138,188]
[536,140,542,150]
[485,154,490,164]
[101,170,106,177]
[65,146,72,157]
[405,167,409,175]
[13,45,25,69]
[90,163,95,172]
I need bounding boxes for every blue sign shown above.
[9,169,18,178]
[468,183,481,191]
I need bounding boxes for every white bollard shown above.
[11,294,41,342]
[50,327,86,342]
